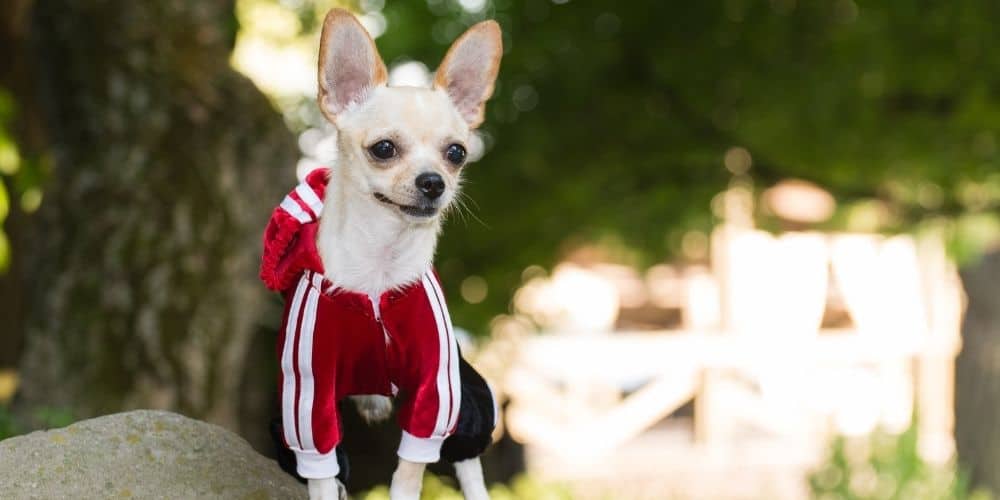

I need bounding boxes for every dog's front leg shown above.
[454,457,489,500]
[389,459,426,500]
[308,477,346,500]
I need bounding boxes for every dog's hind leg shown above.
[455,457,489,500]
[441,355,495,499]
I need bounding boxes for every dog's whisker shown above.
[445,195,469,225]
[454,192,489,229]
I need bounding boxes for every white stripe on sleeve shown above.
[422,272,452,438]
[426,271,461,432]
[296,276,321,451]
[281,272,310,450]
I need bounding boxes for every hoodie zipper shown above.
[371,292,397,395]
[370,293,390,345]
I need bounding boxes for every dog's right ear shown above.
[318,9,388,123]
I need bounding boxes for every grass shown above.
[358,474,574,500]
[809,424,990,500]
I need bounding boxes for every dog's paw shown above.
[351,395,393,423]
[307,477,346,500]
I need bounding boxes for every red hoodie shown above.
[260,169,460,479]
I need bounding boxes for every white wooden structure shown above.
[497,185,964,497]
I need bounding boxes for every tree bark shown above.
[10,0,295,447]
[955,249,1000,493]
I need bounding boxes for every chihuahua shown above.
[263,8,502,500]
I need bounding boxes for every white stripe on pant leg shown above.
[280,196,312,224]
[422,272,452,438]
[297,282,321,451]
[281,273,310,450]
[427,272,461,432]
[295,183,324,217]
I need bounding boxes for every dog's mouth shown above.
[373,192,438,218]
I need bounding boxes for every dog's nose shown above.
[415,173,445,200]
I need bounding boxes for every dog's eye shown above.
[445,143,467,165]
[369,140,397,160]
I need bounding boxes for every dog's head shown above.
[317,9,501,223]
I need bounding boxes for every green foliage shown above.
[32,407,76,430]
[0,404,74,441]
[0,86,47,275]
[358,473,573,500]
[0,405,16,441]
[0,88,19,274]
[810,425,990,500]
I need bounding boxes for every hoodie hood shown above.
[260,167,331,292]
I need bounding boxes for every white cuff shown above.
[397,430,446,463]
[295,449,341,479]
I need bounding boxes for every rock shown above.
[0,410,306,499]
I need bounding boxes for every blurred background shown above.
[2,0,1000,498]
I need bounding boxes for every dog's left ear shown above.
[434,21,503,129]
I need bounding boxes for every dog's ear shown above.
[318,9,388,122]
[434,21,503,129]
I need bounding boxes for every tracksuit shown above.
[259,168,495,481]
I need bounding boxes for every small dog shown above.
[260,8,502,500]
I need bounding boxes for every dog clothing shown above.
[260,169,495,481]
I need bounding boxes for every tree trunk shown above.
[11,0,296,447]
[955,249,1000,493]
